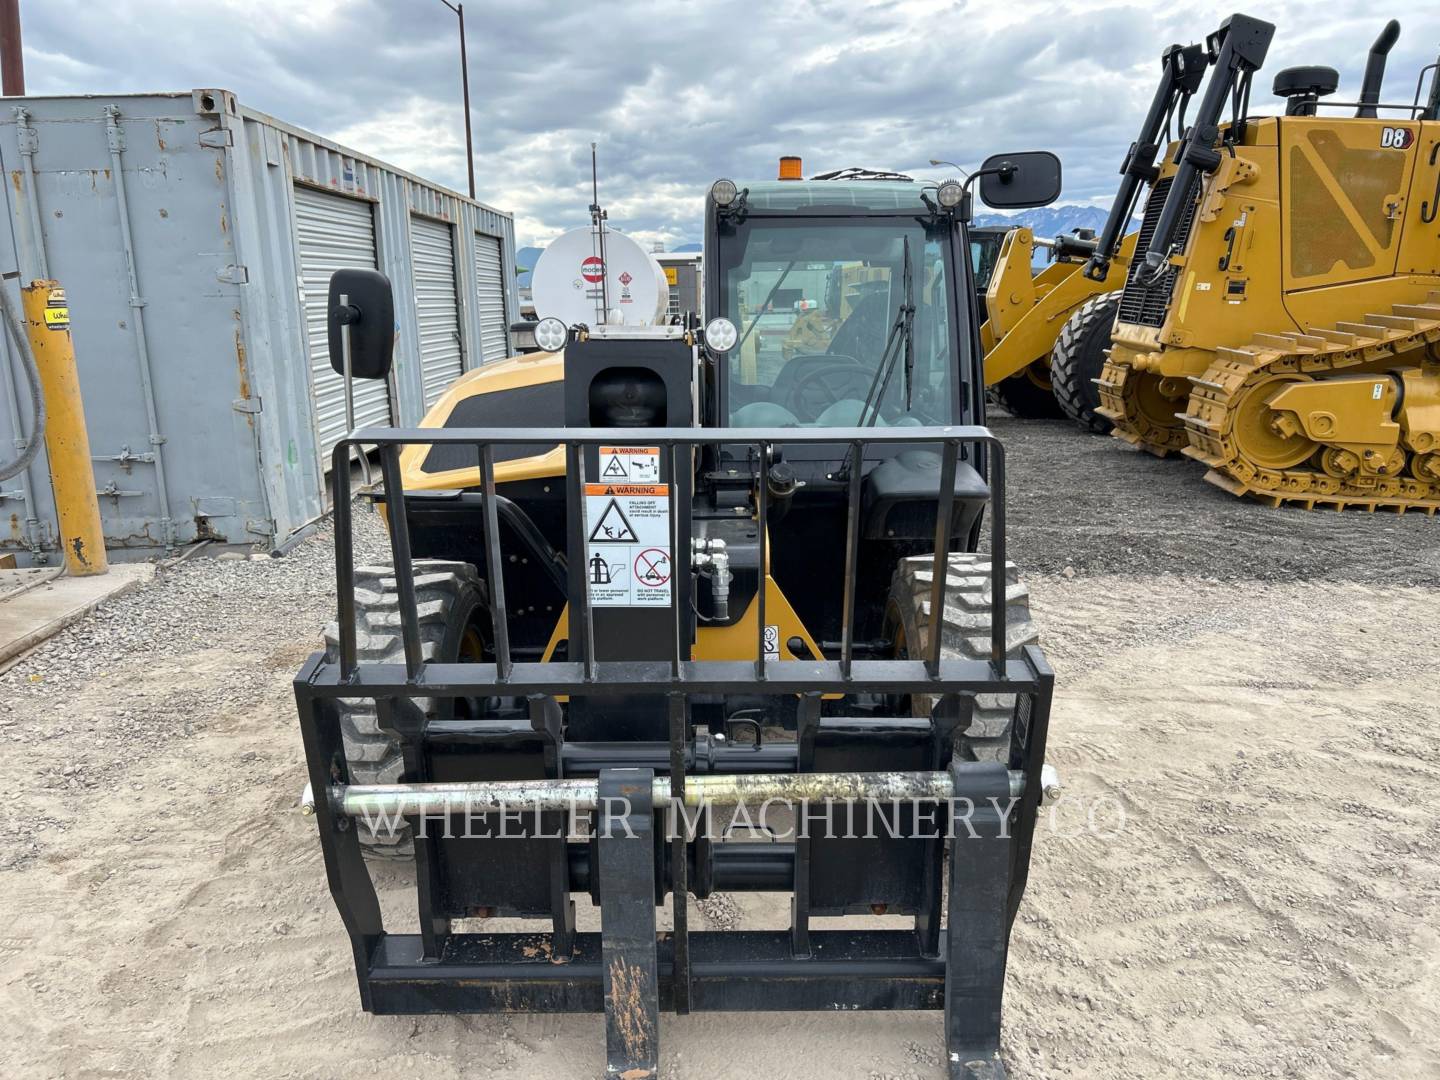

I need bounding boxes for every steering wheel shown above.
[785,356,872,421]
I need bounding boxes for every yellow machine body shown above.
[395,344,828,666]
[981,228,1136,385]
[1100,114,1440,510]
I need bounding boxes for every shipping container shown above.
[0,89,519,562]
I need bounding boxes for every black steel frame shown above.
[296,425,1054,1080]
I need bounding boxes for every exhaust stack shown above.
[1356,19,1400,118]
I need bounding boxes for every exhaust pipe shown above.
[1356,19,1400,118]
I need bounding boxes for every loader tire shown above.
[1050,294,1118,434]
[322,560,488,859]
[887,553,1038,762]
[993,362,1064,419]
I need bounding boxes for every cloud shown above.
[21,0,1435,246]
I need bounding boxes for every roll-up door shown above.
[294,186,389,466]
[411,215,464,408]
[474,233,510,363]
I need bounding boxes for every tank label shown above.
[584,468,671,607]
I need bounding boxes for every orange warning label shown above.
[584,483,668,497]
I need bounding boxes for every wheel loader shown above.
[1099,15,1440,511]
[295,153,1063,1079]
[981,32,1215,430]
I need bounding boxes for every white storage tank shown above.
[530,226,668,327]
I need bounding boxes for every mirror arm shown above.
[956,164,1013,223]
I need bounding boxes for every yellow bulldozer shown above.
[1098,16,1440,512]
[981,36,1213,431]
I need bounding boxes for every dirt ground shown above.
[2,416,1437,1079]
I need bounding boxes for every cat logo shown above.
[1380,126,1415,150]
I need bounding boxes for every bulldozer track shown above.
[1095,359,1189,455]
[1179,295,1440,513]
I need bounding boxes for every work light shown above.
[710,179,739,207]
[705,317,738,352]
[534,316,568,352]
[936,178,964,209]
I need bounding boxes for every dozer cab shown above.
[295,152,1063,1079]
[1099,15,1440,511]
[981,31,1215,430]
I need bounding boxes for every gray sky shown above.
[23,1,1438,247]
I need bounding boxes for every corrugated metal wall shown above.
[474,233,509,363]
[410,215,464,408]
[294,185,390,458]
[0,90,520,561]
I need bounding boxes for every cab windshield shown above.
[715,218,955,427]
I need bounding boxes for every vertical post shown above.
[927,441,958,676]
[439,0,475,200]
[988,440,1007,669]
[21,280,106,576]
[0,0,23,97]
[569,443,596,681]
[754,440,768,680]
[457,4,475,200]
[840,441,863,677]
[597,768,660,1079]
[668,443,682,678]
[332,442,357,680]
[378,445,424,680]
[479,443,511,679]
[338,293,371,486]
[667,693,690,1013]
[943,760,1015,1080]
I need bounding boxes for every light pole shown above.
[0,0,24,96]
[928,158,970,178]
[440,0,475,199]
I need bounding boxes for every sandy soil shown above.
[1,418,1437,1079]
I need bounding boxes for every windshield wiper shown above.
[857,236,915,427]
[733,259,798,359]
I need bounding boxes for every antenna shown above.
[589,142,610,322]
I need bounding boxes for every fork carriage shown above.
[296,425,1054,1080]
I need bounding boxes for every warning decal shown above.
[583,459,671,607]
[597,445,660,483]
[588,498,638,543]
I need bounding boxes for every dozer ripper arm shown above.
[1083,40,1208,281]
[1136,13,1275,285]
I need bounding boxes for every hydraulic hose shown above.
[0,280,45,482]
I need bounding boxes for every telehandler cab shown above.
[296,151,1063,1079]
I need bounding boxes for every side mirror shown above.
[978,151,1062,210]
[328,269,395,380]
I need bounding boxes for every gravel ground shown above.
[993,415,1440,585]
[1,419,1437,1079]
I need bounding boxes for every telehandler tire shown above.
[993,362,1064,419]
[323,559,489,858]
[1050,294,1119,434]
[887,553,1038,762]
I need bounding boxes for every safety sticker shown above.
[584,477,671,607]
[598,445,660,483]
[763,624,780,660]
[44,287,69,330]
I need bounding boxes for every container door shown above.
[294,186,390,468]
[474,233,510,363]
[410,215,463,408]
